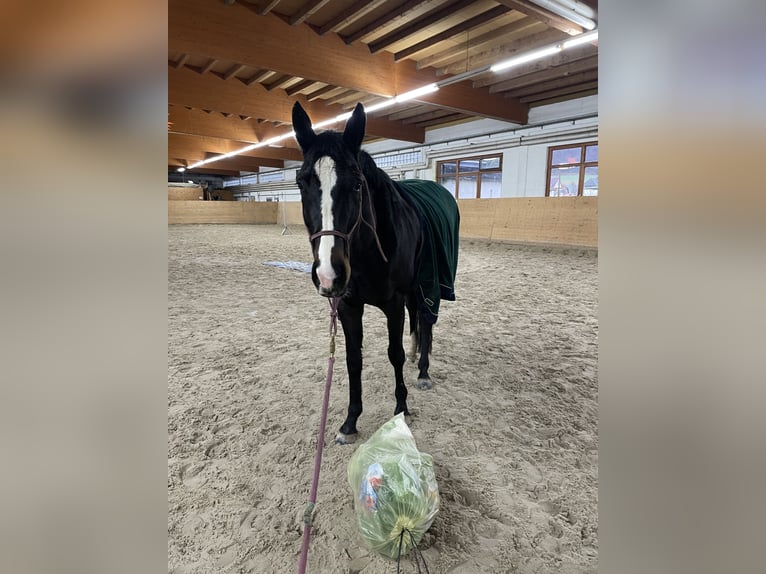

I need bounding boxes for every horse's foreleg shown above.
[337,302,364,443]
[384,296,409,418]
[416,316,433,390]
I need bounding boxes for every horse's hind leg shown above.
[416,316,434,390]
[384,296,409,418]
[337,301,364,444]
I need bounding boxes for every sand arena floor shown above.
[168,224,598,573]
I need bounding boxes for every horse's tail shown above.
[406,294,432,358]
[406,294,420,359]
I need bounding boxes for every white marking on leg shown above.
[409,333,418,362]
[315,156,337,289]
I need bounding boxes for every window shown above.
[437,154,502,199]
[546,142,598,197]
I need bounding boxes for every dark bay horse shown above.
[292,101,459,444]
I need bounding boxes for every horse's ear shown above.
[292,102,316,152]
[343,103,366,153]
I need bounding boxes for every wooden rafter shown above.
[394,5,512,61]
[223,63,247,80]
[438,28,567,76]
[416,16,538,70]
[341,0,425,45]
[316,0,388,36]
[519,81,598,103]
[168,66,426,142]
[488,55,598,93]
[368,0,475,55]
[494,0,583,36]
[169,0,529,124]
[200,58,218,74]
[289,0,332,26]
[257,0,282,16]
[472,43,597,87]
[285,79,317,96]
[173,53,188,69]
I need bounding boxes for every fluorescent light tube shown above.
[490,45,562,73]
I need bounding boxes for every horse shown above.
[292,101,460,444]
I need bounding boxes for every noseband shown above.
[309,177,388,263]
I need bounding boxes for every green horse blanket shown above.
[394,180,460,324]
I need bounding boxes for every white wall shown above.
[227,95,599,200]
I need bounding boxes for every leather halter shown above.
[308,178,388,263]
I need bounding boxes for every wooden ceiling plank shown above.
[316,0,388,36]
[415,113,466,128]
[504,70,598,98]
[437,28,567,76]
[518,81,598,103]
[494,0,582,36]
[472,43,597,87]
[416,17,538,70]
[285,79,318,96]
[169,135,293,166]
[368,0,475,55]
[488,55,598,93]
[341,0,424,45]
[200,58,218,74]
[394,5,511,62]
[170,0,529,124]
[223,63,247,80]
[173,53,189,69]
[168,108,301,153]
[244,69,273,86]
[169,66,426,142]
[257,0,282,16]
[289,0,333,26]
[264,73,293,91]
[305,84,337,101]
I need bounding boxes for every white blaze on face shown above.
[315,156,337,289]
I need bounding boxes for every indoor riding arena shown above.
[169,2,599,573]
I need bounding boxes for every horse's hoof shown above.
[335,432,357,445]
[407,354,417,363]
[416,378,433,390]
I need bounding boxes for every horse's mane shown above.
[358,150,397,195]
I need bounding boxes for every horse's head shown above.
[292,101,367,298]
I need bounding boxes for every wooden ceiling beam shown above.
[316,0,388,36]
[416,17,538,70]
[488,55,598,93]
[394,5,512,62]
[519,81,598,103]
[172,53,188,69]
[472,43,597,87]
[494,0,583,36]
[169,66,426,143]
[169,0,529,124]
[257,0,282,16]
[169,130,302,162]
[438,28,567,76]
[285,79,318,96]
[223,63,247,80]
[200,58,218,74]
[340,0,424,45]
[368,0,475,55]
[505,70,598,98]
[289,0,332,26]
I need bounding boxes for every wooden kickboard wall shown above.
[458,197,597,247]
[168,201,278,224]
[169,197,597,247]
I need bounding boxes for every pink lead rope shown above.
[297,297,340,574]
